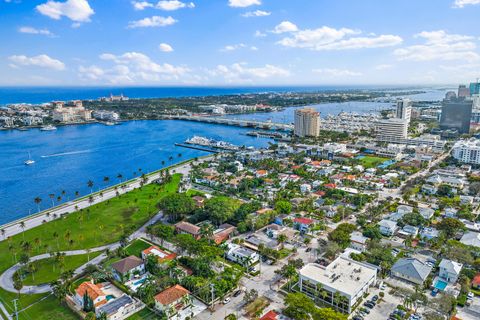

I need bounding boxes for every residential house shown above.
[174,221,201,239]
[212,224,237,244]
[438,259,463,283]
[379,219,398,236]
[421,184,437,195]
[391,258,432,285]
[398,225,419,238]
[74,280,107,309]
[419,207,435,220]
[192,196,205,207]
[111,256,145,282]
[96,295,144,320]
[444,208,458,218]
[256,170,268,178]
[472,273,480,290]
[154,285,191,315]
[460,231,480,248]
[294,217,314,233]
[226,243,259,266]
[141,246,176,263]
[350,232,368,252]
[300,184,312,194]
[420,227,439,240]
[260,310,279,320]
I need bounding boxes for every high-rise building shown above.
[294,108,320,137]
[375,118,408,142]
[458,85,470,98]
[440,99,473,134]
[470,82,480,95]
[396,99,412,124]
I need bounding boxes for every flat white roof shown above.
[300,256,376,298]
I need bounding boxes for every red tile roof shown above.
[472,273,480,287]
[294,217,314,225]
[75,281,105,301]
[154,285,190,306]
[142,245,176,262]
[260,310,278,320]
[175,221,200,236]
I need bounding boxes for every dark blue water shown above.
[0,86,448,105]
[0,120,272,224]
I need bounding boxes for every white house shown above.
[379,219,398,236]
[349,232,369,252]
[438,259,463,283]
[226,243,259,266]
[419,207,435,220]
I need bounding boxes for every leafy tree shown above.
[400,212,426,227]
[328,223,356,248]
[437,184,453,197]
[203,197,238,225]
[362,225,381,240]
[83,292,94,312]
[284,293,316,320]
[313,308,347,320]
[437,218,465,238]
[158,193,195,222]
[275,200,292,215]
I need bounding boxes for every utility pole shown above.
[210,283,215,311]
[12,298,19,320]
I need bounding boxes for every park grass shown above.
[22,251,102,286]
[359,156,389,169]
[0,174,181,320]
[0,174,181,274]
[185,189,205,197]
[125,238,152,258]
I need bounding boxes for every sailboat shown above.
[24,152,35,165]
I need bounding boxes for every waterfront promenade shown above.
[0,156,210,240]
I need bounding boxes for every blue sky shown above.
[0,0,479,86]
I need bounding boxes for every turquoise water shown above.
[133,278,146,286]
[106,295,115,301]
[434,279,448,291]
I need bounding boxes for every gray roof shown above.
[391,258,432,282]
[111,256,143,274]
[460,232,480,247]
[97,295,134,316]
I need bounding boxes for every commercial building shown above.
[294,108,320,137]
[52,100,92,123]
[396,99,412,124]
[471,81,480,95]
[440,99,473,134]
[298,256,377,313]
[452,139,480,165]
[458,85,470,98]
[375,118,408,142]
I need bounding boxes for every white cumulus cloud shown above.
[9,54,65,71]
[19,26,54,37]
[242,10,270,17]
[36,0,94,23]
[127,16,177,28]
[228,0,261,8]
[394,30,479,61]
[211,62,289,83]
[276,24,402,51]
[159,43,174,52]
[313,68,362,77]
[156,0,194,10]
[453,0,480,8]
[132,1,154,10]
[272,21,298,34]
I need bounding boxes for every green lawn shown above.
[359,156,389,168]
[185,189,205,197]
[126,307,159,319]
[0,173,181,320]
[22,251,102,286]
[125,238,152,258]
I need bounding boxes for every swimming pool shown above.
[434,279,448,291]
[133,278,146,286]
[106,295,115,301]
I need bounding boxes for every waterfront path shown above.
[0,209,166,295]
[0,156,210,240]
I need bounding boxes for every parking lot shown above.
[350,285,403,320]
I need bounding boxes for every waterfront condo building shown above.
[375,118,408,142]
[396,99,412,124]
[298,256,377,313]
[452,139,480,165]
[52,100,92,123]
[440,99,473,134]
[294,108,320,137]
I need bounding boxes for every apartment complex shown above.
[396,99,412,124]
[294,108,320,137]
[440,99,473,134]
[298,256,377,313]
[452,139,480,165]
[375,118,408,142]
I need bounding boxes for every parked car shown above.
[467,292,474,299]
[371,295,379,302]
[223,297,231,304]
[233,290,242,297]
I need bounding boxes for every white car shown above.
[223,297,231,304]
[467,292,474,299]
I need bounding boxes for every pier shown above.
[166,115,294,131]
[174,143,220,153]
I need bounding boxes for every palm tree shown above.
[28,262,38,282]
[19,221,26,239]
[34,197,42,212]
[199,224,214,240]
[53,231,60,249]
[87,180,94,193]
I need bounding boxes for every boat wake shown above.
[41,150,92,158]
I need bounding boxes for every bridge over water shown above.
[167,115,294,131]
